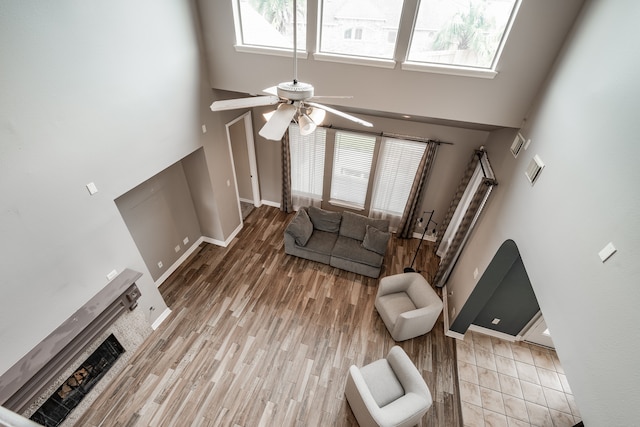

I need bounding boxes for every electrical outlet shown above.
[492,318,501,325]
[157,261,163,268]
[174,245,181,253]
[183,237,189,245]
[473,268,479,279]
[106,270,118,281]
[201,124,207,133]
[451,307,456,317]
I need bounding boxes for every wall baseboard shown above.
[261,199,281,208]
[151,308,172,330]
[442,285,466,340]
[468,324,517,342]
[154,237,205,288]
[412,231,437,242]
[202,222,243,248]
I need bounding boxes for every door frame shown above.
[225,112,262,219]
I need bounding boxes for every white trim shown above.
[401,61,498,79]
[412,231,437,242]
[442,286,466,340]
[239,197,254,204]
[469,324,517,342]
[154,237,205,287]
[242,113,262,207]
[202,222,243,248]
[151,308,172,330]
[313,52,396,69]
[234,44,309,59]
[226,114,247,227]
[261,199,281,208]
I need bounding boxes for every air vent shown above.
[525,155,545,185]
[511,133,525,158]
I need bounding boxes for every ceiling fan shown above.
[209,0,373,141]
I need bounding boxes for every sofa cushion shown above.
[308,206,342,232]
[286,208,314,246]
[362,225,390,255]
[339,211,389,241]
[299,230,338,256]
[332,236,384,268]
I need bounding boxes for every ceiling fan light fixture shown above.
[308,107,326,126]
[298,113,316,136]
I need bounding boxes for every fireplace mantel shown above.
[0,268,142,413]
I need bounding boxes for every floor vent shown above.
[525,155,545,185]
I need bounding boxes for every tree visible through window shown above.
[237,0,307,50]
[408,0,517,68]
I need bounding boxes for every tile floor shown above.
[457,331,581,427]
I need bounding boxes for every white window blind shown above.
[289,124,326,209]
[370,138,426,226]
[330,131,376,209]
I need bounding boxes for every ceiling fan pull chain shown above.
[293,0,297,84]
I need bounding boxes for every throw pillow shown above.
[340,211,390,241]
[286,208,313,246]
[362,225,390,255]
[308,206,342,232]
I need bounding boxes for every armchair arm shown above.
[392,304,442,341]
[345,365,384,427]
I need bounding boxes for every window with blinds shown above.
[329,131,376,209]
[371,138,426,216]
[289,124,326,201]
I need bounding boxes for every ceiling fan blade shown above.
[210,95,280,112]
[259,103,297,141]
[306,102,373,127]
[263,86,278,96]
[308,95,354,100]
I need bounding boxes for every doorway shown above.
[521,311,555,348]
[226,112,261,221]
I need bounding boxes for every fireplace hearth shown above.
[30,334,125,427]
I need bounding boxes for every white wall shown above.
[197,0,584,128]
[445,2,640,424]
[0,0,214,375]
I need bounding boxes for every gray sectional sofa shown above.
[284,206,390,278]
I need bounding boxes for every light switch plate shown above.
[598,242,617,262]
[86,182,98,195]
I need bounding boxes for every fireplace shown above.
[0,269,154,426]
[30,334,125,427]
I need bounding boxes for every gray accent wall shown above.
[451,240,540,337]
[444,3,640,424]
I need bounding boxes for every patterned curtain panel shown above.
[435,151,481,249]
[397,141,439,238]
[281,130,293,213]
[433,179,493,286]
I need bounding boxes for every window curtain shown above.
[396,141,439,238]
[281,130,293,213]
[434,149,497,287]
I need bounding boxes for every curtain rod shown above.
[323,124,454,145]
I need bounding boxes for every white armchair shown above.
[375,272,443,341]
[345,346,433,427]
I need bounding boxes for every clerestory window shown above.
[406,0,519,70]
[231,0,521,76]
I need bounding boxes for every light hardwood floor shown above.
[78,206,462,426]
